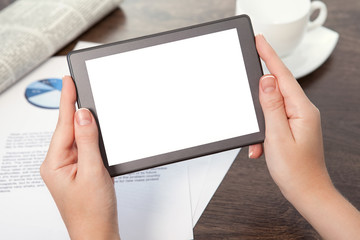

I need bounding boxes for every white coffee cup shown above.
[236,0,327,57]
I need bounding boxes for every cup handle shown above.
[308,1,327,31]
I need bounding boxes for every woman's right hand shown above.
[249,34,332,199]
[249,34,360,240]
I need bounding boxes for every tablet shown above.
[67,15,264,177]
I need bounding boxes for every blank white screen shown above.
[85,28,259,166]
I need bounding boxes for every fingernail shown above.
[76,108,92,126]
[261,75,276,93]
[248,150,254,158]
[255,33,267,42]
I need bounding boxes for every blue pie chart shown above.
[25,78,62,109]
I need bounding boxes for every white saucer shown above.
[262,26,339,79]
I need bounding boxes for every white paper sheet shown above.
[115,164,193,240]
[0,57,71,239]
[191,148,240,226]
[186,155,212,218]
[0,57,194,240]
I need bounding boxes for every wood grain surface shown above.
[1,0,359,239]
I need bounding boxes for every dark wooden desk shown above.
[1,0,359,239]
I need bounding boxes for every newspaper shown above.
[0,0,122,94]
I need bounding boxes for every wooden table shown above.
[1,0,359,239]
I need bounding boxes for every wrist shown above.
[280,172,335,208]
[281,176,360,240]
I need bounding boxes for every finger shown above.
[74,108,104,174]
[255,35,311,117]
[44,76,77,168]
[51,76,77,148]
[259,74,294,141]
[248,144,263,159]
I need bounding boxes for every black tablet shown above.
[67,15,264,177]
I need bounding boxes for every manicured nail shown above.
[76,108,92,126]
[261,75,276,93]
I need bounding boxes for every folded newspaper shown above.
[0,0,123,94]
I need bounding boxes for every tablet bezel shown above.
[67,15,264,177]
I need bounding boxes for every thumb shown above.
[74,108,104,173]
[259,75,293,141]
